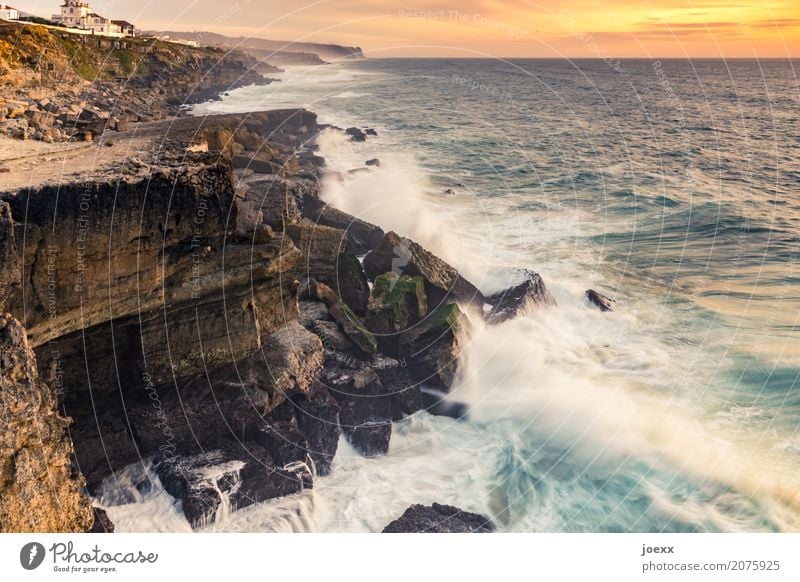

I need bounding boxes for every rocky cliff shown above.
[0,314,93,533]
[0,21,268,143]
[0,106,554,531]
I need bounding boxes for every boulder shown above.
[298,300,330,328]
[345,127,366,142]
[586,289,615,312]
[335,252,370,314]
[363,231,485,308]
[339,304,378,355]
[421,388,469,420]
[365,273,427,354]
[286,222,350,286]
[382,503,495,533]
[322,366,392,456]
[398,303,469,391]
[155,446,309,529]
[252,419,312,473]
[244,178,302,230]
[88,508,115,533]
[310,319,354,354]
[365,158,380,167]
[307,204,385,255]
[485,269,556,324]
[289,381,341,476]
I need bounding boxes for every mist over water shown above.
[100,58,800,532]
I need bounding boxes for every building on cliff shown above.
[0,4,19,20]
[51,0,134,37]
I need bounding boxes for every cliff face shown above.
[0,314,93,533]
[0,22,268,142]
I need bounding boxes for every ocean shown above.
[104,58,800,533]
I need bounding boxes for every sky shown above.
[11,0,799,57]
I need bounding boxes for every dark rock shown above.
[587,289,616,312]
[485,269,556,324]
[88,507,115,533]
[382,503,495,533]
[345,127,366,142]
[364,128,378,136]
[298,300,330,328]
[233,154,282,175]
[311,319,354,354]
[339,304,378,355]
[322,366,392,456]
[372,356,422,420]
[421,388,469,420]
[363,231,485,308]
[347,421,392,457]
[335,252,370,314]
[365,158,380,167]
[155,445,308,529]
[252,420,312,481]
[290,382,341,476]
[398,303,469,391]
[365,273,427,354]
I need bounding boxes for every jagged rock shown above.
[421,388,469,420]
[322,366,392,456]
[485,269,556,324]
[299,300,330,327]
[286,222,350,288]
[587,289,616,312]
[345,127,366,141]
[382,503,495,533]
[88,508,115,533]
[155,446,308,529]
[252,419,312,473]
[0,315,93,533]
[363,231,485,308]
[365,273,427,354]
[245,178,302,230]
[364,128,378,136]
[399,303,469,391]
[336,252,370,314]
[372,356,422,420]
[289,381,341,476]
[306,204,385,255]
[311,319,354,354]
[339,304,378,355]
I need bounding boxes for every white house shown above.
[52,0,134,36]
[0,4,19,20]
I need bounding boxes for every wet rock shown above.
[365,273,427,354]
[88,508,115,533]
[289,382,341,476]
[586,289,615,312]
[382,503,495,533]
[485,269,556,324]
[339,304,378,355]
[363,231,485,308]
[364,128,378,137]
[398,303,469,391]
[155,446,308,529]
[322,366,392,456]
[336,252,370,314]
[421,388,469,420]
[347,421,392,457]
[345,127,366,141]
[253,420,312,478]
[365,158,380,166]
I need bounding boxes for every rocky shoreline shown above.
[0,103,564,532]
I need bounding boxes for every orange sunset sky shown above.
[11,0,799,57]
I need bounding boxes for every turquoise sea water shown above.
[111,59,800,533]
